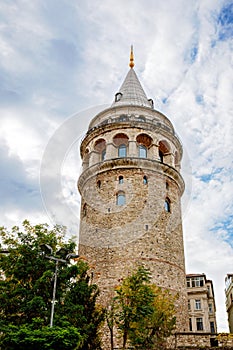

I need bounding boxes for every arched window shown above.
[113,133,129,158]
[158,140,170,163]
[143,176,148,184]
[164,198,171,212]
[119,176,124,184]
[115,92,122,102]
[116,192,125,206]
[118,144,127,157]
[94,138,106,162]
[136,133,152,159]
[139,145,147,158]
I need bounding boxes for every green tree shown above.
[0,220,105,350]
[112,265,176,349]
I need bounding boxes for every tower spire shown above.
[129,45,134,68]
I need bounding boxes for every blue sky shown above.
[0,0,233,331]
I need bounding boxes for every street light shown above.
[40,244,79,327]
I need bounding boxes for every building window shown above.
[187,276,204,288]
[94,138,106,162]
[97,180,101,188]
[119,176,124,184]
[138,145,147,158]
[166,181,169,190]
[158,140,170,163]
[195,300,201,310]
[119,114,127,122]
[159,150,164,162]
[83,203,87,217]
[209,303,213,313]
[115,92,122,102]
[164,198,171,212]
[210,321,215,333]
[113,133,129,156]
[118,144,127,157]
[101,149,106,161]
[189,318,192,331]
[117,192,125,206]
[136,134,152,159]
[143,176,148,184]
[148,98,154,108]
[188,300,191,310]
[138,115,146,122]
[196,318,203,331]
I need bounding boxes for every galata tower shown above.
[78,47,189,332]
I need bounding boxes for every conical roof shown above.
[112,68,152,108]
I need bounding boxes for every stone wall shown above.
[78,107,189,350]
[79,163,189,334]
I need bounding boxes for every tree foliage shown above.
[111,265,176,349]
[0,220,105,350]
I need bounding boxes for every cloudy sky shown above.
[0,0,232,331]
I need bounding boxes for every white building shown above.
[225,273,233,333]
[187,273,217,334]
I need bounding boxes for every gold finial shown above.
[129,45,134,68]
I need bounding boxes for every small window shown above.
[188,300,191,310]
[159,150,164,163]
[119,114,127,122]
[115,92,122,102]
[83,203,87,217]
[195,300,201,310]
[138,115,146,122]
[138,145,147,158]
[191,276,204,287]
[94,138,106,162]
[166,182,169,190]
[118,144,127,157]
[196,318,203,331]
[102,149,106,161]
[143,176,148,184]
[119,176,123,184]
[210,321,215,333]
[209,303,213,313]
[189,318,192,331]
[148,98,154,108]
[116,192,125,206]
[97,180,101,188]
[164,198,170,212]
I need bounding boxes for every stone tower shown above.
[78,48,189,332]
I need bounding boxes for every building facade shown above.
[186,273,217,334]
[225,273,233,333]
[78,49,189,335]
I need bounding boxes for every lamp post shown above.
[40,244,79,327]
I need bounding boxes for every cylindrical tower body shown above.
[78,66,189,333]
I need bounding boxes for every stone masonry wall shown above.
[78,109,188,349]
[79,165,189,334]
